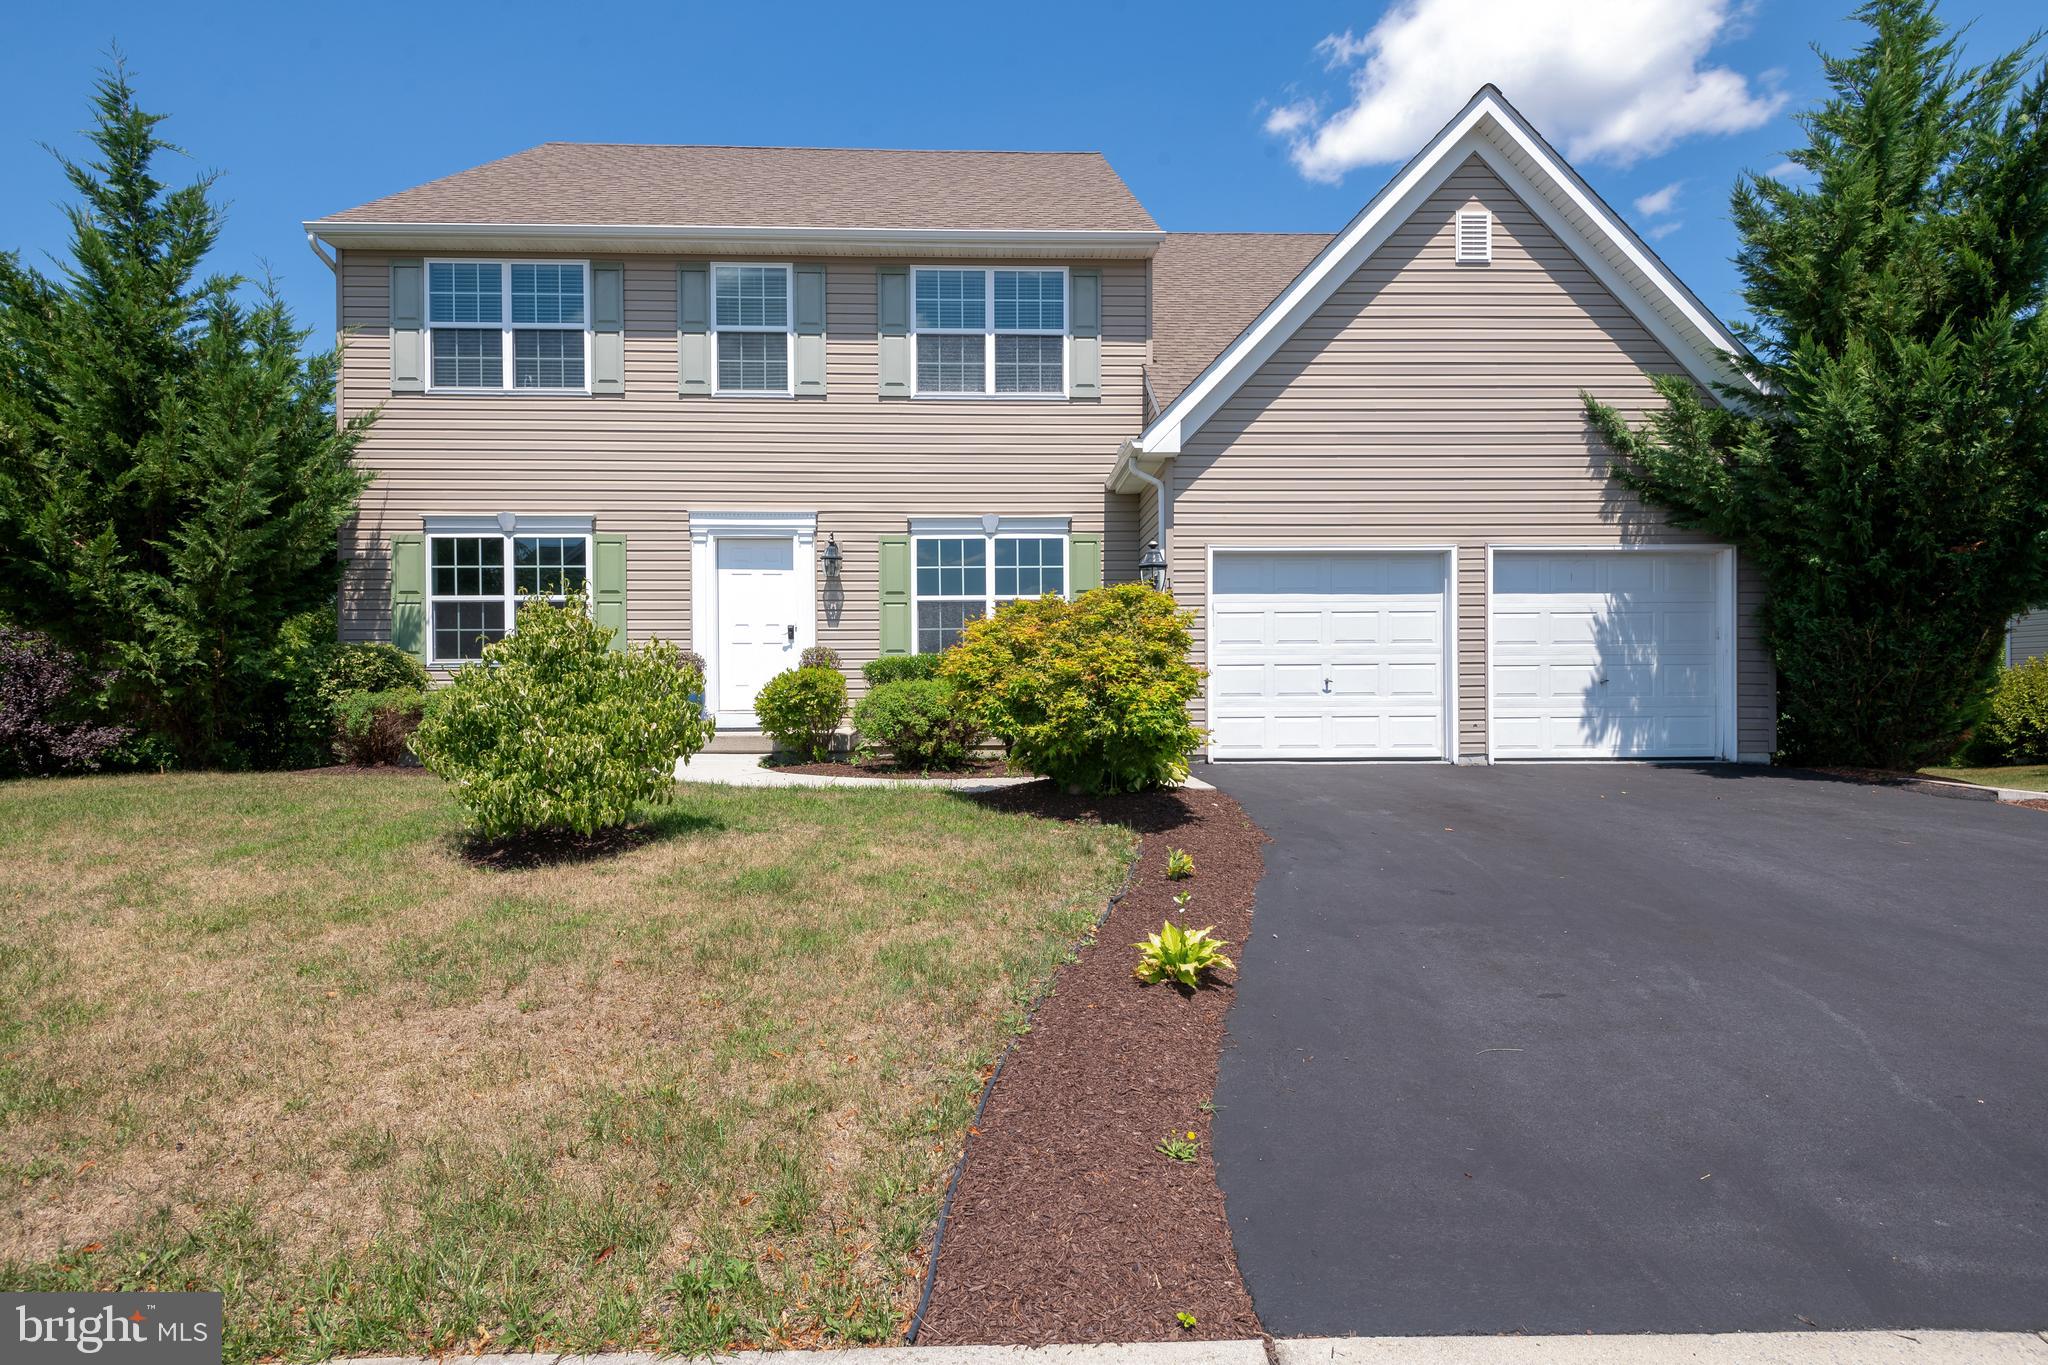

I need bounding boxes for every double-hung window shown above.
[911,268,1067,396]
[912,526,1068,653]
[426,521,592,664]
[426,260,589,392]
[713,263,792,394]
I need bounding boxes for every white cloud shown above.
[1263,98,1321,137]
[1763,160,1809,182]
[1634,181,1684,217]
[1270,0,1785,183]
[1646,221,1684,241]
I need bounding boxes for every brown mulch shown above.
[914,782,1267,1346]
[766,756,1011,780]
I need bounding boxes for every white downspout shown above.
[1123,453,1170,587]
[305,230,336,271]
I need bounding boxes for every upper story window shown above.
[427,260,589,392]
[713,263,792,394]
[912,268,1067,397]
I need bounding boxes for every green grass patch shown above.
[0,771,1131,1360]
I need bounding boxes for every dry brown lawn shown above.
[0,770,1131,1361]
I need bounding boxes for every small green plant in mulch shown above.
[1164,847,1195,881]
[1132,916,1234,990]
[1157,1131,1199,1162]
[1176,1312,1198,1330]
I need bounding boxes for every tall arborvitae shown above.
[1584,0,2048,767]
[0,62,374,766]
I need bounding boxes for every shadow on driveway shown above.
[1205,762,2048,1337]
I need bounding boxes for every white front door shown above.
[1209,550,1450,758]
[1489,550,1724,758]
[715,537,801,718]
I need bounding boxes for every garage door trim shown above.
[1206,545,1459,762]
[1484,544,1737,762]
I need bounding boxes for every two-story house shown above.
[308,87,1776,763]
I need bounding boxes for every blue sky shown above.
[3,0,2039,349]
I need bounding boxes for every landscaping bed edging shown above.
[912,783,1266,1346]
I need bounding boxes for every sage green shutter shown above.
[390,533,426,661]
[593,533,628,651]
[591,262,625,395]
[1069,533,1102,594]
[1069,269,1101,399]
[876,266,910,397]
[677,264,710,395]
[878,534,912,654]
[793,263,827,396]
[390,259,425,394]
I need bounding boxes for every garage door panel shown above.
[1211,551,1448,759]
[1490,551,1723,759]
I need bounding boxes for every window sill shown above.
[908,392,1072,401]
[418,388,595,398]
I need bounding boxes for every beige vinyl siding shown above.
[337,253,1148,686]
[1166,156,1776,759]
[2011,610,2048,665]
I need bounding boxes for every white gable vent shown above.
[1455,208,1493,264]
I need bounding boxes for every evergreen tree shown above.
[0,63,374,766]
[1583,0,2048,768]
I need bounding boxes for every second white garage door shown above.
[1489,550,1728,759]
[1209,550,1450,759]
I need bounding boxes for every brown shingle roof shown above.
[1148,232,1333,411]
[319,144,1158,233]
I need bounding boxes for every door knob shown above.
[786,624,796,644]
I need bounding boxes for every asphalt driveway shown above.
[1204,763,2048,1337]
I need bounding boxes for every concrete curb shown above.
[1877,774,2041,805]
[321,1333,2048,1365]
[1273,1331,2048,1362]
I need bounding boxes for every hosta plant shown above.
[1132,919,1235,989]
[1164,847,1195,881]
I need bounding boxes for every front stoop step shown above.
[704,731,773,754]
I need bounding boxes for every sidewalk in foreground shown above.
[334,1328,2048,1365]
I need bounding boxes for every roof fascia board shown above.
[1139,88,1753,455]
[306,221,1165,255]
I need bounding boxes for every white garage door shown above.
[1490,551,1725,759]
[1210,551,1449,759]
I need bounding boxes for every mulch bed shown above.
[767,756,1011,780]
[913,782,1267,1346]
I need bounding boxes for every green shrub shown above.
[263,622,434,769]
[942,583,1203,794]
[1985,655,2048,764]
[1132,919,1234,989]
[799,645,843,672]
[851,678,980,770]
[333,688,430,766]
[754,666,846,762]
[861,653,945,686]
[409,596,713,836]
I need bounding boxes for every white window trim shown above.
[910,522,1072,654]
[909,265,1070,399]
[424,258,592,396]
[423,514,596,667]
[710,262,795,398]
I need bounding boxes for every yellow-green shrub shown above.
[410,596,713,836]
[942,583,1202,794]
[1985,655,2048,763]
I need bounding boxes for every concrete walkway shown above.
[676,751,1213,792]
[331,1330,2048,1365]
